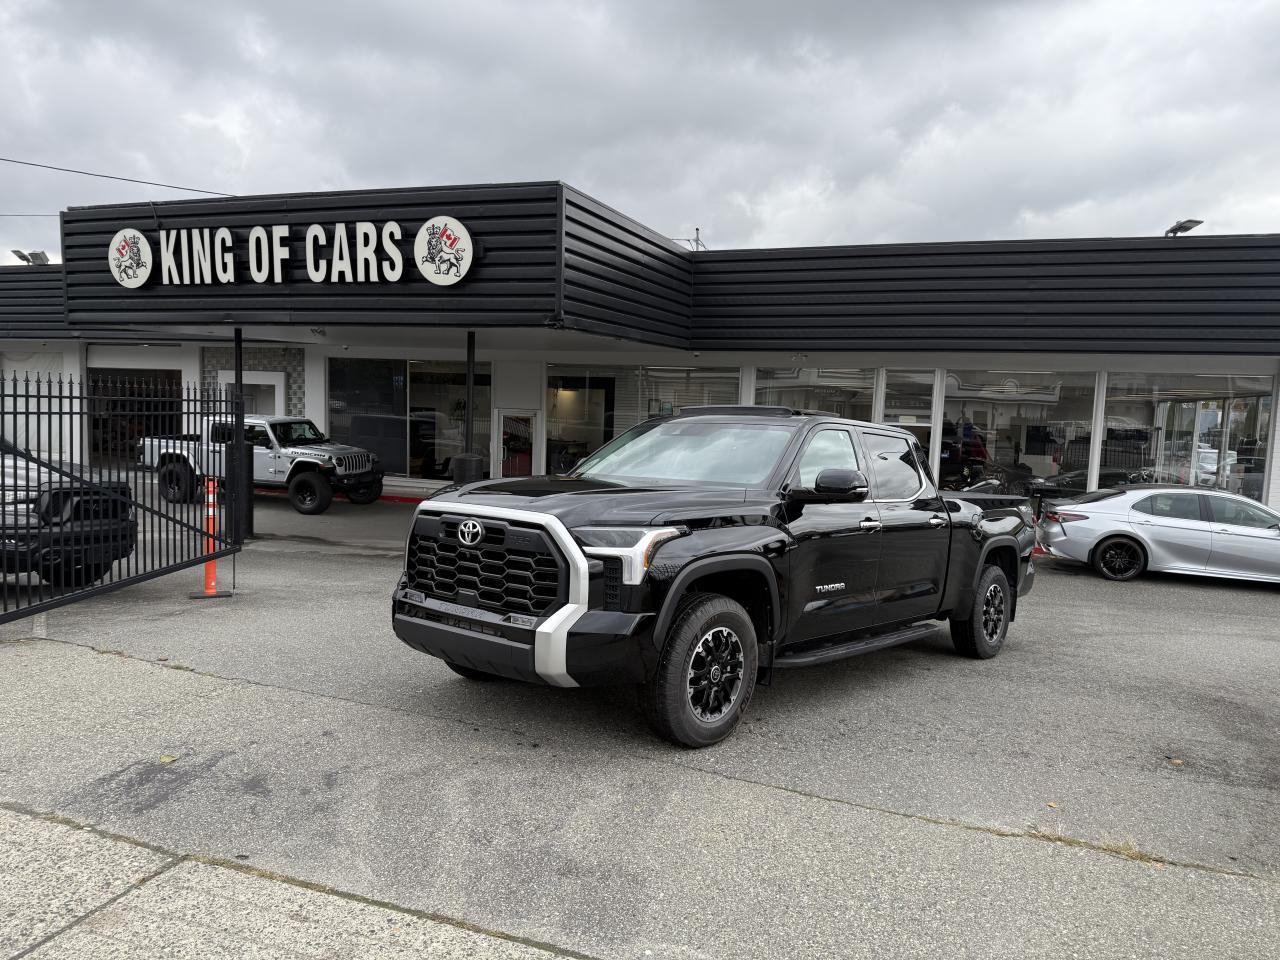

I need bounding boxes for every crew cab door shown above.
[780,426,882,642]
[246,424,276,483]
[859,431,950,625]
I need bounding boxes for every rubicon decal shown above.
[105,217,475,288]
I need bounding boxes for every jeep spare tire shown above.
[288,471,333,515]
[158,462,196,504]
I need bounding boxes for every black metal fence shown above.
[0,375,245,624]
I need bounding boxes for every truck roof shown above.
[670,405,916,438]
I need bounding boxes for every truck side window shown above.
[246,425,271,448]
[863,433,923,500]
[209,424,234,445]
[794,429,858,488]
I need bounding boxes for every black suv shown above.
[393,407,1036,746]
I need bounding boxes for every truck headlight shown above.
[571,526,683,585]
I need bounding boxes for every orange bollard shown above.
[190,477,232,599]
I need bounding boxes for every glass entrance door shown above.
[492,409,543,478]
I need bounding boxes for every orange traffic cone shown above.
[190,477,232,599]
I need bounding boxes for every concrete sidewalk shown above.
[1,806,579,959]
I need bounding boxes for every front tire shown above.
[288,471,333,515]
[40,560,113,590]
[951,564,1011,659]
[643,593,758,748]
[345,478,383,505]
[1092,535,1146,582]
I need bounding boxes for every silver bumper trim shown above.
[412,501,587,687]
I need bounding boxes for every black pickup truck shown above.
[393,407,1036,747]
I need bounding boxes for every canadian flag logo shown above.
[439,223,460,250]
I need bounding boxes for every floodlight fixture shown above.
[10,250,31,263]
[27,251,50,264]
[1164,219,1203,237]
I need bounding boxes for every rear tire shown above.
[951,564,1011,659]
[1092,535,1146,582]
[345,478,383,505]
[445,661,502,681]
[288,471,333,515]
[158,462,196,504]
[642,593,758,748]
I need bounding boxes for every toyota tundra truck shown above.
[392,407,1036,747]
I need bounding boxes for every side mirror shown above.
[790,469,870,503]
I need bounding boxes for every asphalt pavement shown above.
[0,521,1277,958]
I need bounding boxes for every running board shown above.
[773,623,939,669]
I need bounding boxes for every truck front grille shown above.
[335,452,372,474]
[405,514,567,618]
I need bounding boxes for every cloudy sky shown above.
[3,0,1278,264]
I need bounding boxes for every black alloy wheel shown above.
[288,472,333,515]
[1092,536,1145,582]
[981,580,1006,646]
[158,463,196,504]
[686,625,746,723]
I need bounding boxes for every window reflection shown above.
[756,368,874,419]
[941,370,1096,495]
[1103,373,1272,501]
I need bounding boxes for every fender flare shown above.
[285,458,330,481]
[652,554,782,643]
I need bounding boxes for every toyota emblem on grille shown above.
[457,519,485,546]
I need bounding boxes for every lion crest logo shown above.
[107,228,153,289]
[414,216,473,286]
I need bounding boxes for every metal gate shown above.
[0,374,245,624]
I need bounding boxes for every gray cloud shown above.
[3,0,1278,264]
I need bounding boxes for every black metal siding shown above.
[0,265,68,338]
[692,235,1280,354]
[62,182,562,328]
[559,185,693,347]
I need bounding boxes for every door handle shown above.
[928,516,947,528]
[1215,528,1231,535]
[859,519,883,531]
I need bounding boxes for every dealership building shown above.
[1,180,1277,506]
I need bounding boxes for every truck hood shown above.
[428,475,761,528]
[282,441,369,459]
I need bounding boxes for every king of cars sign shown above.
[105,217,475,289]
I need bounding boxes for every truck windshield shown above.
[573,420,796,486]
[272,420,325,445]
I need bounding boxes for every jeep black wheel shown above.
[642,593,758,748]
[950,564,1010,659]
[345,479,383,505]
[1092,535,1145,582]
[288,471,333,515]
[158,462,196,504]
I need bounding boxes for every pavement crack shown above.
[8,846,184,960]
[0,802,603,960]
[659,759,1269,882]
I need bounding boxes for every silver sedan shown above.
[1036,485,1280,583]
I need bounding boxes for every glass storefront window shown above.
[882,369,935,451]
[408,360,491,480]
[941,370,1096,495]
[328,358,491,479]
[1104,373,1273,501]
[328,358,408,475]
[755,367,874,419]
[546,365,739,474]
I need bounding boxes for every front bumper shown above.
[330,468,384,490]
[393,586,653,687]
